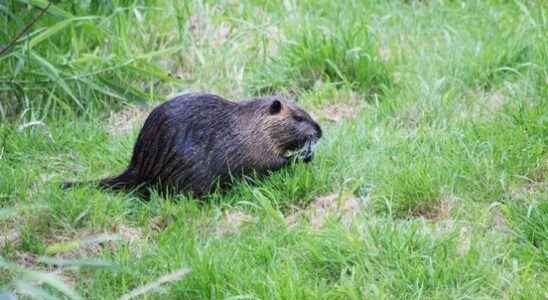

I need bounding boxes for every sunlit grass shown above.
[1,0,547,298]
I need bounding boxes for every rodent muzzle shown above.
[283,134,320,163]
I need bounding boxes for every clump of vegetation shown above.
[502,189,548,268]
[0,1,183,120]
[247,4,391,96]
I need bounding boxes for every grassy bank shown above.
[1,0,547,299]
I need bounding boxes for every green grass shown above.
[1,0,547,299]
[246,3,392,96]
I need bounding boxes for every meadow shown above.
[0,0,547,299]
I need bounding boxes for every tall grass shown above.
[247,2,392,97]
[1,0,547,298]
[0,1,182,121]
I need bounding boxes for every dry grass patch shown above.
[505,164,547,226]
[456,225,472,257]
[0,204,44,251]
[0,227,19,249]
[458,87,508,120]
[395,102,422,131]
[379,46,391,62]
[321,103,361,124]
[44,224,143,260]
[483,90,506,114]
[211,23,232,49]
[5,224,143,287]
[187,10,232,49]
[105,104,154,136]
[489,202,510,233]
[286,192,362,230]
[409,194,455,222]
[12,252,39,269]
[510,180,547,201]
[213,211,255,237]
[149,215,170,232]
[312,89,364,124]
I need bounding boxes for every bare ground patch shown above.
[149,215,170,232]
[488,202,510,233]
[458,87,508,120]
[409,199,452,221]
[456,225,472,256]
[509,179,547,201]
[0,227,19,249]
[411,191,465,244]
[1,204,46,251]
[394,102,422,133]
[285,192,362,230]
[105,104,154,136]
[42,224,144,260]
[320,103,361,124]
[3,223,144,292]
[313,90,364,124]
[409,190,457,221]
[7,224,142,269]
[213,211,255,237]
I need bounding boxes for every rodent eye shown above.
[293,115,305,122]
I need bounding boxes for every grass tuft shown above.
[247,5,392,97]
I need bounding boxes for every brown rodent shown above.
[63,93,322,197]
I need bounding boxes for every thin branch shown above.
[0,2,52,57]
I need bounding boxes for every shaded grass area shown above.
[1,0,547,299]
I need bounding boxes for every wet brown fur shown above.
[63,93,322,197]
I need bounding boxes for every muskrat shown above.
[63,93,322,197]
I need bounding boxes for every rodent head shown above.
[259,97,322,162]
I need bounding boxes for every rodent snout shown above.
[307,122,322,140]
[314,122,322,139]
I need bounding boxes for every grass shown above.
[246,3,392,96]
[1,0,547,299]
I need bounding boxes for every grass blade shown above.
[14,281,57,300]
[37,257,115,268]
[97,75,147,104]
[45,233,121,255]
[16,0,73,19]
[30,52,84,111]
[24,270,83,300]
[118,268,191,300]
[28,16,99,49]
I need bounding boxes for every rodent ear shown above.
[269,100,282,115]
